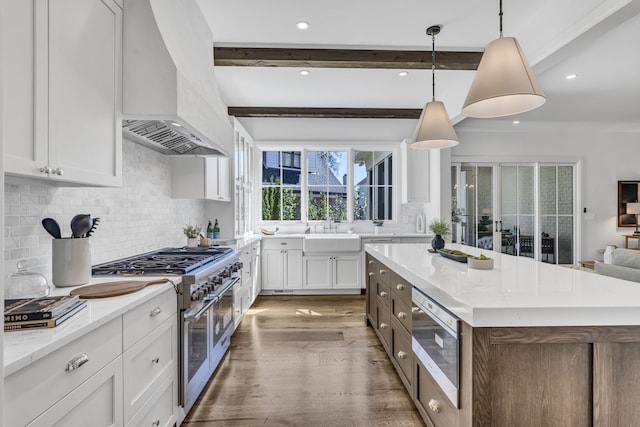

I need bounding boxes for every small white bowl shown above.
[468,257,494,270]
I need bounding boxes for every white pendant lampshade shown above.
[462,36,546,118]
[411,100,459,149]
[410,25,459,150]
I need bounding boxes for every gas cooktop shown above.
[92,247,234,276]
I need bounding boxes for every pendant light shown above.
[411,25,459,149]
[462,0,546,118]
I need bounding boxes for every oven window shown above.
[187,311,208,381]
[413,308,459,388]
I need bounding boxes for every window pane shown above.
[282,186,301,220]
[354,185,369,220]
[501,166,517,215]
[262,151,281,185]
[329,188,348,220]
[261,186,281,221]
[558,166,573,215]
[308,186,327,220]
[353,151,372,185]
[518,166,534,215]
[387,156,393,186]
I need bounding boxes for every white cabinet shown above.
[171,157,231,201]
[401,140,430,203]
[233,118,254,237]
[3,0,123,187]
[251,241,261,302]
[303,255,360,289]
[234,244,253,329]
[261,238,303,291]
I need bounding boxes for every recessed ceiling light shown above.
[296,21,309,30]
[565,74,578,80]
[300,70,310,76]
[398,71,409,77]
[512,120,520,125]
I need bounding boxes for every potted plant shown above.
[183,224,202,247]
[428,219,451,251]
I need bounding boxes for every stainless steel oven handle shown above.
[184,275,241,322]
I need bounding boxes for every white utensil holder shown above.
[52,238,91,287]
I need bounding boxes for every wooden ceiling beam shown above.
[214,47,482,70]
[227,107,422,119]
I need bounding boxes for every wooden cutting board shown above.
[70,279,170,299]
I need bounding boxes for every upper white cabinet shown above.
[3,0,123,187]
[233,118,254,237]
[170,157,231,201]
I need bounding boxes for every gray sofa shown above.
[595,248,640,283]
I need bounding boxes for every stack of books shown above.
[4,295,87,331]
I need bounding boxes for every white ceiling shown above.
[197,0,640,141]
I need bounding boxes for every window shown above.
[354,150,393,220]
[260,149,395,222]
[261,151,302,221]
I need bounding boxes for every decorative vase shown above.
[187,238,199,247]
[431,234,445,251]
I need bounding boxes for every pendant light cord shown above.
[431,30,436,102]
[499,0,504,38]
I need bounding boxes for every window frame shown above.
[256,145,399,224]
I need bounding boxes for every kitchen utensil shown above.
[69,279,170,299]
[70,214,91,238]
[42,218,62,239]
[86,217,100,237]
[52,238,91,287]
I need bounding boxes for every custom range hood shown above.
[122,0,232,156]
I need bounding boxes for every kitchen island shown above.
[365,243,640,427]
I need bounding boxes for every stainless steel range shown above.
[92,246,242,417]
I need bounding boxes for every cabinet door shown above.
[285,250,303,289]
[217,157,231,201]
[48,0,122,186]
[333,255,360,288]
[251,244,261,299]
[205,158,231,201]
[27,357,124,427]
[303,256,332,289]
[261,250,284,290]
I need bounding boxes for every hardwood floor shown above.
[182,295,425,427]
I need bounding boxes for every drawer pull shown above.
[151,357,160,364]
[380,291,388,298]
[368,272,374,277]
[397,311,407,320]
[65,353,89,372]
[368,260,374,265]
[397,351,407,359]
[150,307,162,317]
[152,420,160,426]
[396,284,405,291]
[380,323,388,329]
[379,269,387,275]
[428,399,441,413]
[280,242,288,245]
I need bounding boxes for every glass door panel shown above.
[500,165,534,258]
[459,165,493,249]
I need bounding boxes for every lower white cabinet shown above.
[125,368,178,427]
[262,249,303,290]
[27,357,124,427]
[303,255,360,289]
[251,241,261,301]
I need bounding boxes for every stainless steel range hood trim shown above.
[122,0,232,157]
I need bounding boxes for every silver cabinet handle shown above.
[397,351,407,359]
[280,242,288,245]
[380,291,388,298]
[150,307,162,317]
[398,311,407,320]
[40,166,52,174]
[152,420,160,426]
[65,353,89,371]
[151,357,160,364]
[52,167,63,176]
[428,399,441,413]
[396,284,405,291]
[380,323,388,329]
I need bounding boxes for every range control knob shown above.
[214,275,224,285]
[190,292,199,301]
[237,262,244,270]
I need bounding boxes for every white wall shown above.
[4,139,207,279]
[452,126,640,261]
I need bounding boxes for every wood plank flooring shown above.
[182,295,425,427]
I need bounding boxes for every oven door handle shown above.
[183,275,241,322]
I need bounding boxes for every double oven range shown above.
[92,246,241,415]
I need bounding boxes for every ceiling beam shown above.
[228,107,422,119]
[214,47,482,70]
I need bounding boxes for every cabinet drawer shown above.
[376,300,391,352]
[376,280,390,308]
[393,295,412,334]
[261,237,303,250]
[416,358,459,427]
[123,315,177,422]
[377,263,391,284]
[5,317,123,427]
[126,368,178,427]
[123,287,176,350]
[392,317,414,391]
[26,356,124,427]
[390,271,412,305]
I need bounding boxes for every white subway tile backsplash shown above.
[4,139,207,279]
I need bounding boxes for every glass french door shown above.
[453,163,575,264]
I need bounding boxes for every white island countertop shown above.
[3,277,178,376]
[366,243,640,327]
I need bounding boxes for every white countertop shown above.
[3,277,178,376]
[366,243,640,327]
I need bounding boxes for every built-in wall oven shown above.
[412,288,461,408]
